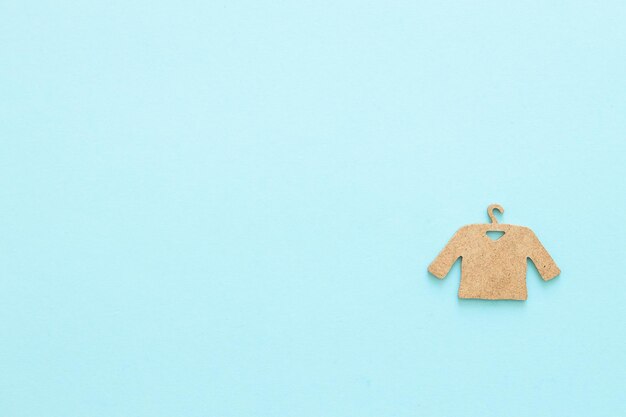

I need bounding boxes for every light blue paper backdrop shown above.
[1,1,625,416]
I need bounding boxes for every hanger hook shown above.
[487,204,504,224]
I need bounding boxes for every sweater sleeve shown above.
[428,227,466,279]
[526,229,560,281]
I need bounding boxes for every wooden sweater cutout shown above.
[428,204,560,300]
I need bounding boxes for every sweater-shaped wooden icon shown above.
[428,204,560,300]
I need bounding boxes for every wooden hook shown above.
[487,204,504,224]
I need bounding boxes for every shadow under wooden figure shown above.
[428,204,560,300]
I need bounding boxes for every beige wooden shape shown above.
[428,204,560,300]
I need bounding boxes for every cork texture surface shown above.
[428,204,560,300]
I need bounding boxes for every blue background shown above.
[1,1,625,416]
